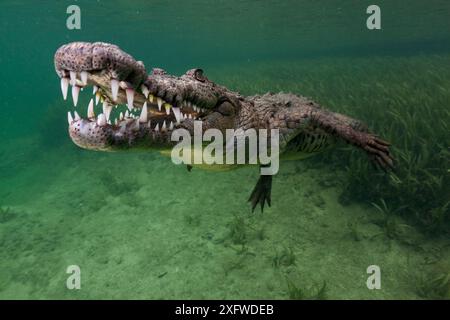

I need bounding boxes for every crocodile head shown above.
[54,42,241,151]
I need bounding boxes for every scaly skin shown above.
[54,42,394,212]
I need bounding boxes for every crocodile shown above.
[54,42,394,212]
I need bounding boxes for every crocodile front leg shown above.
[269,94,394,170]
[309,109,394,170]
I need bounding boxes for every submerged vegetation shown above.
[413,258,450,300]
[415,270,450,300]
[286,279,328,300]
[272,247,296,268]
[211,54,450,235]
[0,206,16,224]
[227,213,248,245]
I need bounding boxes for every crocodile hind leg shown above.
[248,173,272,213]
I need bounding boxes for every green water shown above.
[0,0,449,299]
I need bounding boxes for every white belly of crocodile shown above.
[159,129,336,170]
[281,130,336,160]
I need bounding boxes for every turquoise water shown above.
[0,0,449,299]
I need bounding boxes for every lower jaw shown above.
[68,119,177,152]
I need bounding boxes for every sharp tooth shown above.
[169,121,174,130]
[164,103,171,115]
[111,79,119,101]
[74,111,81,121]
[114,119,118,125]
[93,85,98,94]
[193,105,197,112]
[172,107,181,123]
[154,123,159,132]
[60,77,69,100]
[102,101,112,121]
[141,85,149,98]
[201,108,206,113]
[87,99,95,118]
[97,113,106,126]
[134,120,140,130]
[107,120,111,125]
[69,71,77,86]
[187,101,192,108]
[80,71,88,85]
[71,85,80,107]
[125,110,130,118]
[139,102,148,123]
[147,120,151,128]
[157,97,163,111]
[188,114,192,119]
[162,120,166,131]
[119,112,124,120]
[95,92,100,105]
[149,94,154,103]
[67,112,73,124]
[126,88,134,110]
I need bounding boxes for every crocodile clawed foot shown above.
[363,134,395,171]
[248,175,272,213]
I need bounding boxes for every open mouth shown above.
[63,77,211,150]
[54,42,221,150]
[63,74,209,132]
[64,81,209,151]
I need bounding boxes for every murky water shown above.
[0,0,449,299]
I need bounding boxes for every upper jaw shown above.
[55,41,147,110]
[54,42,147,87]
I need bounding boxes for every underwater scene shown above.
[0,0,449,300]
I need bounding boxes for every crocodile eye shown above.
[185,68,206,82]
[194,69,205,82]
